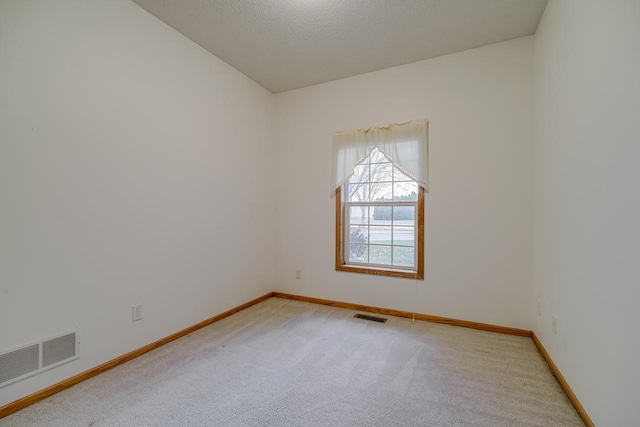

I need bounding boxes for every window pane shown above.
[369,226,391,244]
[370,206,392,225]
[393,246,415,267]
[393,182,418,201]
[349,206,368,225]
[370,182,392,202]
[393,226,414,246]
[393,206,415,223]
[349,244,368,263]
[349,225,368,245]
[370,245,392,265]
[350,163,369,183]
[347,182,369,202]
[370,162,393,183]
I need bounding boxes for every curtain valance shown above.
[330,119,429,195]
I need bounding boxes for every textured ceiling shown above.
[130,0,548,93]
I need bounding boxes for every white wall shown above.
[532,1,640,425]
[274,37,534,330]
[0,0,275,406]
[10,1,633,419]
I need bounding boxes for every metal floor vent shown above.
[0,329,80,388]
[354,313,388,323]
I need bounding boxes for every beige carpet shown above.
[1,297,584,426]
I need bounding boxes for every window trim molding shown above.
[335,185,424,280]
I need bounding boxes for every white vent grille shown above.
[0,329,80,388]
[0,344,39,384]
[42,333,77,368]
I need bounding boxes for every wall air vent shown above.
[0,329,80,388]
[354,313,388,323]
[0,344,39,385]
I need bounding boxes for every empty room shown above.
[1,0,638,426]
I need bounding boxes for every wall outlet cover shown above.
[132,304,143,322]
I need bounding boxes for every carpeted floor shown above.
[1,297,584,426]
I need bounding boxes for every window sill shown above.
[336,264,423,280]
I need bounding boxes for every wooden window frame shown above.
[335,185,425,280]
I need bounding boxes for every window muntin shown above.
[336,148,424,279]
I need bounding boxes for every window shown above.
[331,119,428,279]
[336,148,425,279]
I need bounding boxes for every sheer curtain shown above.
[330,119,429,195]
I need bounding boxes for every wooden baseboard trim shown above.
[1,291,594,427]
[272,292,532,337]
[532,333,595,427]
[0,291,274,420]
[276,292,594,425]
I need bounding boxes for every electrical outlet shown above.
[552,315,557,334]
[536,299,541,317]
[295,270,302,279]
[132,304,143,322]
